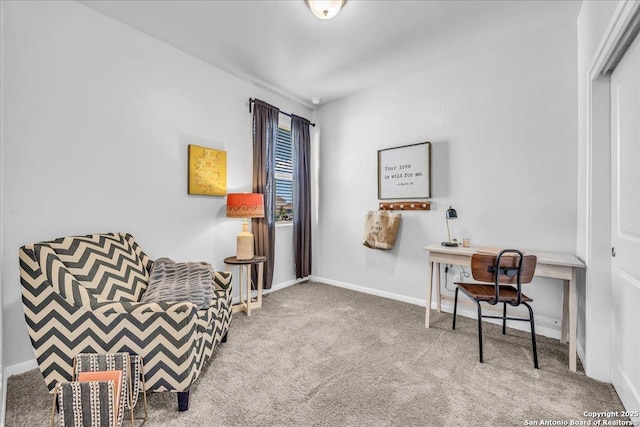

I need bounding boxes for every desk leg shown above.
[238,266,244,313]
[256,262,263,308]
[569,268,577,372]
[245,265,252,316]
[425,260,433,328]
[435,262,442,313]
[561,281,569,344]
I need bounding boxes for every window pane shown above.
[275,128,293,221]
[275,129,292,174]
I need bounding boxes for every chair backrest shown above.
[471,251,537,285]
[33,233,151,302]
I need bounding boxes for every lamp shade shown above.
[226,193,265,219]
[446,206,457,219]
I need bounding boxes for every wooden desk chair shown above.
[452,249,539,368]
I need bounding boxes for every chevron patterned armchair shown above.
[19,232,232,411]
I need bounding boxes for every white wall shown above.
[0,0,309,368]
[313,10,578,337]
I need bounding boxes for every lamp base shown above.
[441,241,459,247]
[236,220,255,260]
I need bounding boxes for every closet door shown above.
[610,31,640,414]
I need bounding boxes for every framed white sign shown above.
[378,142,432,200]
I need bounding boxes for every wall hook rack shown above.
[379,201,430,211]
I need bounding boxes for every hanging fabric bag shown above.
[363,210,402,250]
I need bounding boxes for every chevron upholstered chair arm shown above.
[213,270,232,290]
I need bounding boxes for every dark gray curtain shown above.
[252,99,279,289]
[291,115,312,278]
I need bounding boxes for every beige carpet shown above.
[5,282,626,426]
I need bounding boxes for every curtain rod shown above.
[248,98,316,127]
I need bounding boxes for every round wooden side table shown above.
[224,255,267,316]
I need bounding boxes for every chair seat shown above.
[456,282,532,303]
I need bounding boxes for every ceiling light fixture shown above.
[311,97,321,105]
[305,0,347,20]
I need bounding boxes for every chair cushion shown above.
[141,258,214,309]
[42,233,149,302]
[457,282,532,303]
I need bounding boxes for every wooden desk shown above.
[224,255,266,316]
[423,244,585,372]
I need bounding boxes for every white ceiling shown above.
[79,0,581,108]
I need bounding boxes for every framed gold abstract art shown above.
[188,144,227,196]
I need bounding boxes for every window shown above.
[275,126,293,222]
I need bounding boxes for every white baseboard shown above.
[309,276,425,306]
[230,277,307,305]
[264,277,308,294]
[5,359,38,378]
[310,275,562,340]
[440,299,561,339]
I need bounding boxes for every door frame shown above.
[584,0,640,385]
